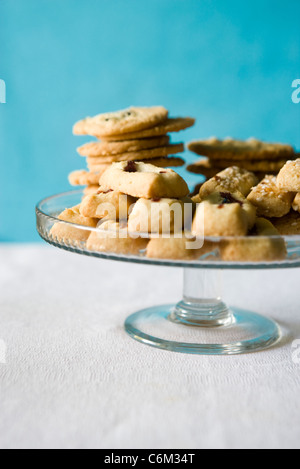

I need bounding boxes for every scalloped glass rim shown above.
[36,190,300,269]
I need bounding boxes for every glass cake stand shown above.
[36,190,300,355]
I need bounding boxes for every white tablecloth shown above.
[0,244,299,449]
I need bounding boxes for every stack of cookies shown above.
[86,161,192,255]
[191,166,287,262]
[51,161,196,258]
[187,137,298,182]
[250,158,300,236]
[69,106,195,195]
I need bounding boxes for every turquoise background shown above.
[0,0,299,242]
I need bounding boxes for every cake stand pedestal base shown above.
[125,268,281,355]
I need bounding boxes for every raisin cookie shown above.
[100,161,189,199]
[192,191,255,237]
[200,167,258,198]
[80,189,136,220]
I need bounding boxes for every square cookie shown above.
[128,197,193,235]
[80,189,136,220]
[247,175,294,218]
[86,220,148,255]
[50,205,98,243]
[100,161,189,199]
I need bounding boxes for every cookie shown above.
[187,159,220,177]
[77,136,170,157]
[277,159,300,192]
[209,158,288,173]
[100,161,189,199]
[190,183,203,198]
[292,193,300,213]
[80,189,136,220]
[220,218,287,262]
[86,220,148,255]
[85,143,184,163]
[73,106,168,138]
[192,192,253,237]
[139,157,185,168]
[146,235,210,261]
[188,137,295,161]
[187,159,277,180]
[191,194,202,204]
[270,211,300,235]
[69,170,107,186]
[50,205,98,243]
[247,175,294,218]
[83,185,100,196]
[88,156,185,171]
[199,166,258,198]
[100,117,195,141]
[128,197,193,235]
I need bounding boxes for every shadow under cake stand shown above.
[36,190,300,355]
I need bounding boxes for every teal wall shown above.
[0,0,299,241]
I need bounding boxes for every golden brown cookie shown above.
[186,159,221,178]
[292,193,300,213]
[192,191,253,237]
[99,117,195,141]
[277,159,300,192]
[209,158,288,173]
[80,190,136,220]
[190,183,203,198]
[83,185,100,196]
[50,205,98,244]
[270,211,300,235]
[146,235,210,261]
[187,159,277,180]
[199,166,258,198]
[188,137,295,161]
[86,220,148,255]
[247,175,294,218]
[128,197,193,235]
[220,218,287,262]
[77,136,170,157]
[100,161,189,199]
[88,156,185,172]
[85,143,184,163]
[73,106,168,138]
[69,170,106,186]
